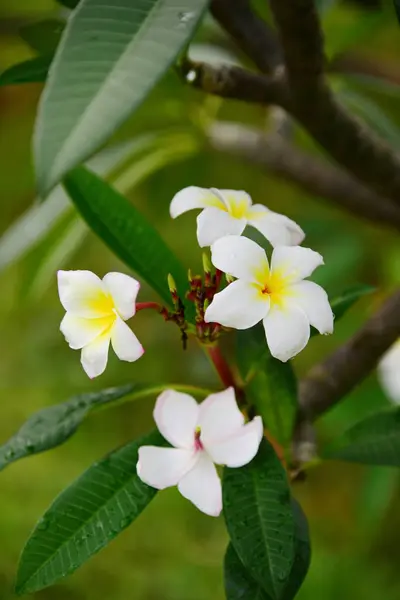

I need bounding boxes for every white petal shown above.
[196,207,246,247]
[218,189,252,216]
[207,417,264,467]
[137,446,195,489]
[170,186,225,218]
[263,303,310,362]
[248,205,305,247]
[153,389,200,449]
[290,281,334,334]
[271,246,323,283]
[60,313,113,349]
[102,272,140,320]
[80,330,111,378]
[111,316,144,362]
[57,270,113,318]
[198,388,244,444]
[204,279,269,329]
[178,453,222,516]
[210,235,269,282]
[378,343,400,404]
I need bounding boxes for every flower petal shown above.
[271,246,323,283]
[58,270,113,318]
[111,316,144,362]
[80,329,111,378]
[210,235,269,282]
[137,446,195,489]
[102,272,140,320]
[60,313,113,349]
[204,279,269,329]
[206,417,263,467]
[178,453,222,516]
[170,186,225,218]
[248,205,305,247]
[379,342,400,404]
[154,389,200,449]
[290,281,334,334]
[196,207,246,247]
[263,303,310,362]
[198,388,244,444]
[219,189,252,216]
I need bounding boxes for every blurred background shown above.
[0,0,400,598]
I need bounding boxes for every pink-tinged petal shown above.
[170,186,225,218]
[271,246,323,283]
[210,235,269,282]
[198,388,244,444]
[196,207,246,247]
[263,303,310,362]
[154,390,200,449]
[248,205,305,247]
[102,272,140,320]
[379,342,400,404]
[57,270,113,318]
[80,329,111,378]
[290,281,334,334]
[178,453,222,516]
[60,313,113,349]
[206,416,263,467]
[204,279,269,329]
[110,316,144,362]
[137,446,195,489]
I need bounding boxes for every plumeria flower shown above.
[170,186,305,248]
[204,236,333,362]
[378,340,400,404]
[137,387,263,517]
[58,270,144,378]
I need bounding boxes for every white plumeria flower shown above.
[378,340,400,404]
[58,270,144,379]
[137,387,263,517]
[170,186,305,248]
[204,236,333,362]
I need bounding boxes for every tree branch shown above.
[208,122,400,232]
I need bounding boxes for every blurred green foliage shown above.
[0,0,400,599]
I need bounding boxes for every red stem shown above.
[207,345,237,390]
[136,302,161,312]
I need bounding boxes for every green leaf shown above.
[223,439,296,599]
[0,56,51,87]
[63,166,190,310]
[57,0,80,7]
[15,429,161,594]
[34,0,209,194]
[19,19,64,54]
[330,284,375,322]
[322,408,400,466]
[237,326,297,447]
[224,544,271,600]
[282,500,311,600]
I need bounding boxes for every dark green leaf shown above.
[330,284,375,322]
[282,500,311,600]
[394,0,400,25]
[34,0,209,194]
[19,20,64,54]
[16,429,161,594]
[57,0,80,7]
[322,408,400,466]
[223,439,296,599]
[224,544,271,600]
[237,326,297,447]
[0,56,51,87]
[63,166,190,311]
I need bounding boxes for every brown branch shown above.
[208,122,400,232]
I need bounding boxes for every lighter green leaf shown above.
[15,429,161,594]
[322,408,400,466]
[330,284,375,322]
[0,56,51,86]
[34,0,209,193]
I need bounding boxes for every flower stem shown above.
[207,345,237,390]
[136,302,161,312]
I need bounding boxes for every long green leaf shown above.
[224,544,271,600]
[19,20,65,54]
[282,500,311,600]
[237,326,297,447]
[223,439,296,599]
[63,166,190,310]
[15,429,162,594]
[330,284,375,322]
[34,0,209,193]
[0,56,51,87]
[322,408,400,466]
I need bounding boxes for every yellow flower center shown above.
[88,290,116,316]
[252,265,294,308]
[204,191,251,220]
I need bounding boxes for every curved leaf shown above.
[16,429,162,594]
[330,284,375,322]
[63,166,190,310]
[223,439,296,599]
[224,544,271,600]
[0,56,51,87]
[322,408,400,466]
[19,20,65,54]
[282,500,311,600]
[34,0,209,193]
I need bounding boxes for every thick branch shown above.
[208,122,400,232]
[299,289,400,421]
